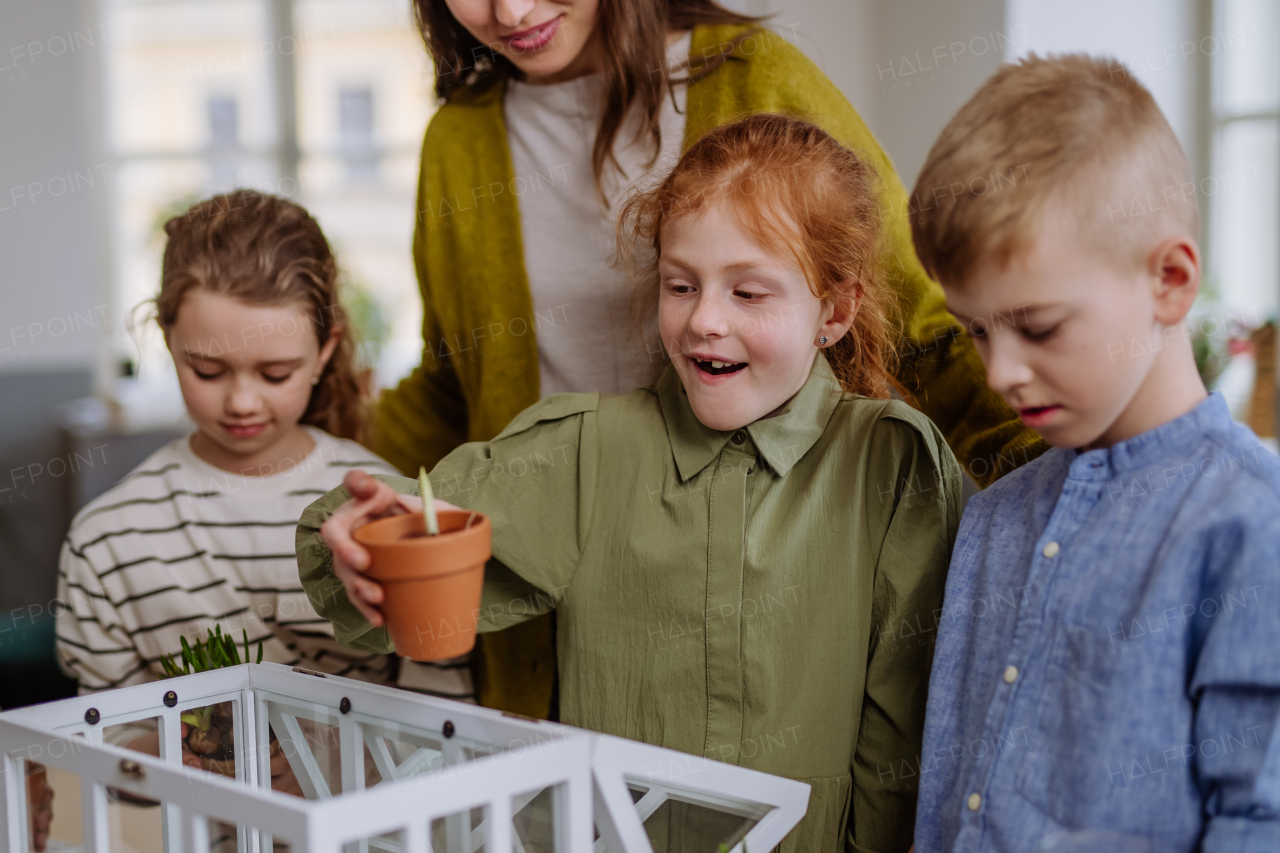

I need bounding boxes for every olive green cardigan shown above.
[370,24,1045,716]
[374,23,1043,483]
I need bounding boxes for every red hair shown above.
[618,113,899,397]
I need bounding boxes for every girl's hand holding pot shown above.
[320,469,458,627]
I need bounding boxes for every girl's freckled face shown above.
[657,204,832,431]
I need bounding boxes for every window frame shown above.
[1201,0,1280,313]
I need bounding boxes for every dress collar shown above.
[1067,391,1233,481]
[657,353,845,482]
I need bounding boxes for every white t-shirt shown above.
[505,31,691,398]
[55,427,402,694]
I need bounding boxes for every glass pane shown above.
[641,799,753,853]
[292,0,432,389]
[1208,118,1280,319]
[102,716,168,814]
[264,699,343,798]
[341,827,403,853]
[181,701,240,779]
[104,716,163,758]
[258,693,515,803]
[107,794,165,853]
[626,778,764,853]
[249,831,292,853]
[1218,0,1280,115]
[512,785,561,853]
[179,815,241,853]
[430,806,486,853]
[26,761,71,853]
[359,724,443,784]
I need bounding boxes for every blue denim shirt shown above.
[914,393,1280,853]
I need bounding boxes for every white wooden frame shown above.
[1,663,809,853]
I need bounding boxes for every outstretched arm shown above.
[298,397,600,654]
[297,470,412,653]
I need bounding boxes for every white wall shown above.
[748,0,880,128]
[1005,0,1203,174]
[741,0,1010,190]
[735,0,1203,195]
[0,0,111,630]
[0,0,110,377]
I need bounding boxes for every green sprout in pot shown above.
[158,626,264,775]
[419,466,439,535]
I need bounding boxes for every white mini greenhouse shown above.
[0,663,809,853]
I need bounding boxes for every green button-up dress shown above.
[298,355,961,853]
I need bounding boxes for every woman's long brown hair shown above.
[413,0,761,196]
[155,190,367,442]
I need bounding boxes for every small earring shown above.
[818,336,828,346]
[311,376,320,386]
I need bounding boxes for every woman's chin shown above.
[510,48,573,78]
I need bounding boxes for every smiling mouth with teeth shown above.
[691,356,747,376]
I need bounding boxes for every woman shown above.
[371,0,1043,719]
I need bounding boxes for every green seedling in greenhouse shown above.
[159,624,262,678]
[158,626,263,732]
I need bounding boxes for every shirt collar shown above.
[657,353,845,482]
[1068,391,1233,481]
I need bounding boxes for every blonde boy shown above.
[910,55,1280,852]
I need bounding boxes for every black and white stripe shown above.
[55,427,428,696]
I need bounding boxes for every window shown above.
[100,0,432,398]
[207,96,240,186]
[207,96,240,147]
[1206,0,1280,320]
[1201,0,1279,427]
[338,86,376,182]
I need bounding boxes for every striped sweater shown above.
[55,427,403,693]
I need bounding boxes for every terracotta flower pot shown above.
[354,509,491,662]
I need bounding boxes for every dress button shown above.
[1042,541,1060,558]
[1003,665,1019,683]
[731,430,746,445]
[967,792,981,811]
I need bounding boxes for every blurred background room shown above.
[1,0,1277,710]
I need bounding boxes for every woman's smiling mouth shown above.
[502,16,562,53]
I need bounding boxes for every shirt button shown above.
[731,430,747,445]
[1042,541,1060,558]
[1003,665,1019,683]
[967,792,981,811]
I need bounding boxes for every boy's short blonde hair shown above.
[911,53,1200,284]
